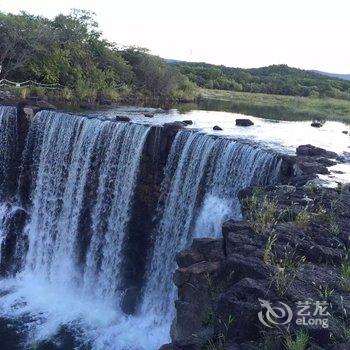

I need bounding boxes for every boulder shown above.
[19,100,56,119]
[213,125,223,131]
[144,113,154,118]
[311,121,323,128]
[182,120,193,125]
[163,122,186,136]
[236,119,254,127]
[115,115,130,122]
[342,130,348,135]
[296,144,338,159]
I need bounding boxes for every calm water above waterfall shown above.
[0,105,348,349]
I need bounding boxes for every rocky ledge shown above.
[162,183,350,350]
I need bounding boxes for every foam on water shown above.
[0,107,283,349]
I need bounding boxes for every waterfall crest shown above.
[22,111,150,304]
[0,107,283,349]
[141,130,282,322]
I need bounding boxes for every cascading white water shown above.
[0,106,17,200]
[24,111,149,304]
[140,130,282,324]
[0,110,158,349]
[0,108,283,350]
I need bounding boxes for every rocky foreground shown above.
[162,170,350,348]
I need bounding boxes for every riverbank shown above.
[200,89,350,123]
[0,87,199,111]
[164,180,350,349]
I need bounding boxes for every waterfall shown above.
[0,108,283,349]
[24,111,150,301]
[0,106,18,200]
[140,130,282,322]
[0,110,156,349]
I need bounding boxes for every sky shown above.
[1,0,350,73]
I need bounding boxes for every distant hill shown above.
[312,70,350,81]
[170,61,350,99]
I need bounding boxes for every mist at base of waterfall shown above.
[0,274,170,350]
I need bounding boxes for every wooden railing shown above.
[0,79,63,89]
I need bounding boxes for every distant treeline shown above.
[172,61,350,100]
[0,10,197,103]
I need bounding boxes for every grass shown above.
[245,192,279,235]
[200,89,350,124]
[340,258,350,291]
[294,209,312,228]
[263,234,277,265]
[284,330,309,350]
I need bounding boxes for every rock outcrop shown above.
[311,121,323,128]
[165,184,350,349]
[115,115,131,122]
[120,122,187,314]
[236,119,254,127]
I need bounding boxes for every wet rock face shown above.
[167,185,350,350]
[0,206,29,276]
[120,124,186,314]
[115,115,130,122]
[236,119,254,127]
[296,144,337,159]
[18,100,56,119]
[311,121,323,128]
[278,144,343,187]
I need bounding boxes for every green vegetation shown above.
[204,315,234,350]
[340,257,350,291]
[270,245,305,296]
[245,191,279,235]
[284,330,309,350]
[263,234,277,265]
[199,89,350,123]
[0,10,197,103]
[173,61,350,99]
[294,209,312,228]
[313,283,335,301]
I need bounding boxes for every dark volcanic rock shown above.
[120,124,186,313]
[0,207,29,276]
[213,125,223,131]
[165,184,350,350]
[115,115,130,122]
[296,144,338,158]
[18,100,56,119]
[235,118,254,127]
[311,121,323,128]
